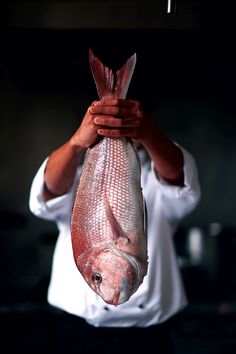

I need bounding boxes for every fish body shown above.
[71,50,148,305]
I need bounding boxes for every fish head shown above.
[77,247,144,306]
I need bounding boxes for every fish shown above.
[71,49,148,306]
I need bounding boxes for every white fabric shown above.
[29,146,201,327]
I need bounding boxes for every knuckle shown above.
[96,117,103,125]
[132,100,139,108]
[110,129,120,138]
[131,106,141,117]
[116,130,122,138]
[136,109,143,118]
[137,101,142,109]
[119,119,125,127]
[111,107,119,115]
[134,101,142,112]
[113,98,119,105]
[88,114,94,123]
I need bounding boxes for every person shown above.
[29,97,201,354]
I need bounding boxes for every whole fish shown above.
[71,49,148,306]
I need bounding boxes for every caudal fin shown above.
[89,48,136,99]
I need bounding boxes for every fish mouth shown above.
[108,289,126,306]
[110,291,121,306]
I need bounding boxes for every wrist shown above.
[140,119,157,150]
[69,136,86,154]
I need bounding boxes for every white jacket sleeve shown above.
[147,146,201,222]
[29,158,79,222]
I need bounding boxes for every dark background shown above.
[1,1,236,353]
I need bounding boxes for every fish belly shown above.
[71,137,146,266]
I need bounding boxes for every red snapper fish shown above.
[71,49,148,306]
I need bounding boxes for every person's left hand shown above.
[89,98,152,145]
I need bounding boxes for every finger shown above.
[91,100,99,106]
[90,105,143,118]
[86,101,100,116]
[132,138,142,148]
[97,128,139,139]
[94,116,140,128]
[96,98,138,107]
[91,98,143,111]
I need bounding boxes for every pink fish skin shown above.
[71,49,148,306]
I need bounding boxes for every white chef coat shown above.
[29,146,200,327]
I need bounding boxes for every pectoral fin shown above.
[104,196,130,244]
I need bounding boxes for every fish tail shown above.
[89,48,136,99]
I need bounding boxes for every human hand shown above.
[90,98,152,143]
[70,98,153,149]
[70,101,102,149]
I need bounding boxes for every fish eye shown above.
[92,272,102,283]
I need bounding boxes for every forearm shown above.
[43,100,100,201]
[141,120,184,186]
[44,139,84,200]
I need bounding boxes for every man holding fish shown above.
[30,51,200,354]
